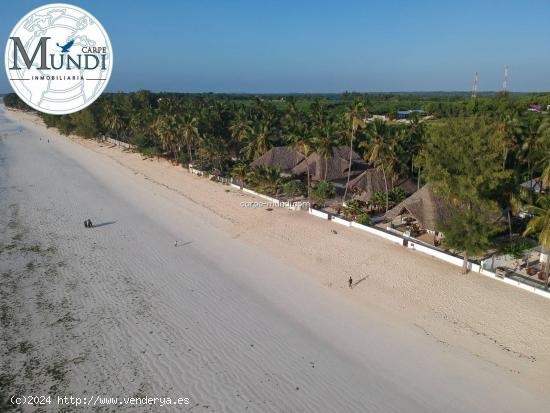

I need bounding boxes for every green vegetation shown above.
[523,195,550,285]
[4,90,550,273]
[499,240,535,259]
[310,181,336,206]
[282,179,306,198]
[356,213,373,226]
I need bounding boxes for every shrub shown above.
[283,180,306,198]
[310,181,336,205]
[139,146,161,158]
[246,166,283,196]
[177,152,191,166]
[369,191,387,211]
[499,240,534,259]
[356,213,373,226]
[389,187,407,205]
[343,199,366,219]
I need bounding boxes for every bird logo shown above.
[56,39,74,53]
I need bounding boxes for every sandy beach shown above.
[1,104,549,412]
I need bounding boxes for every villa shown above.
[291,146,367,183]
[251,146,305,175]
[383,185,447,245]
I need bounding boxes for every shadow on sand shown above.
[93,221,117,228]
[353,276,368,288]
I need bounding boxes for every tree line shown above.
[4,90,550,275]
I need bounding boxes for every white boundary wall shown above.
[105,137,134,149]
[331,216,351,227]
[351,221,404,245]
[407,240,471,269]
[309,208,330,220]
[478,269,550,299]
[187,166,550,300]
[337,214,550,300]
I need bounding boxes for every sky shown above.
[2,0,550,93]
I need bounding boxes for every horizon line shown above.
[2,89,550,96]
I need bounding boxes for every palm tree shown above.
[523,194,550,287]
[180,115,199,163]
[229,109,252,143]
[290,122,313,203]
[341,100,367,204]
[246,166,283,196]
[537,116,550,187]
[495,113,521,170]
[231,163,248,190]
[312,120,337,181]
[242,119,274,161]
[361,119,397,213]
[102,101,125,140]
[153,114,178,159]
[518,114,543,187]
[406,112,426,185]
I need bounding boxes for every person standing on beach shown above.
[348,276,353,289]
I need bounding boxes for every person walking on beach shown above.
[348,276,353,289]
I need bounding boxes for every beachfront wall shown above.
[406,240,478,271]
[331,216,351,227]
[105,137,135,149]
[483,271,550,299]
[309,208,330,220]
[190,165,550,300]
[350,222,404,245]
[348,216,550,299]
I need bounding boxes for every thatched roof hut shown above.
[383,185,447,231]
[348,171,418,202]
[348,169,386,202]
[250,147,305,173]
[291,146,364,182]
[396,178,418,195]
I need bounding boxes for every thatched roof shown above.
[348,171,418,202]
[383,185,447,231]
[396,177,418,195]
[250,147,305,172]
[291,146,364,181]
[348,169,386,202]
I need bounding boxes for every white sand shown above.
[1,104,549,412]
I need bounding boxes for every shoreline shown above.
[3,105,550,401]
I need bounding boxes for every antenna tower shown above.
[471,72,479,97]
[502,65,509,93]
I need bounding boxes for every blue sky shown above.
[2,0,549,93]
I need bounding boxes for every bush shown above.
[139,146,161,158]
[177,152,190,166]
[310,181,336,205]
[343,199,366,219]
[283,180,306,197]
[369,191,387,211]
[130,134,156,149]
[499,240,534,259]
[245,166,283,196]
[389,187,407,205]
[356,213,373,226]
